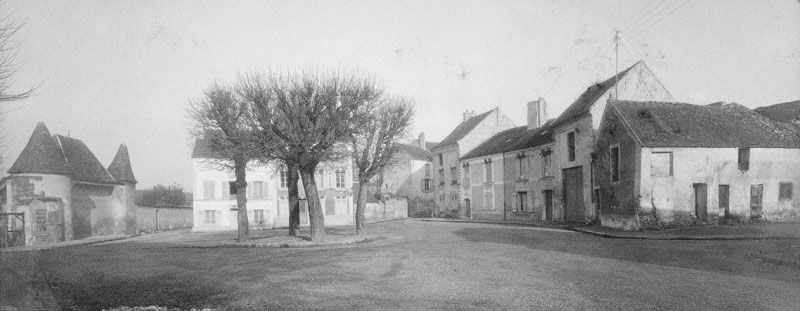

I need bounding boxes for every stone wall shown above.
[137,205,193,233]
[594,109,641,230]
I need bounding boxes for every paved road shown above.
[2,219,799,310]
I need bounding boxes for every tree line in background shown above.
[136,184,191,207]
[189,70,413,242]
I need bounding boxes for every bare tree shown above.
[351,99,413,234]
[0,8,35,169]
[241,70,380,241]
[188,83,258,242]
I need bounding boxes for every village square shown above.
[1,1,799,310]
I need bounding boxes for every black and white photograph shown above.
[1,0,799,310]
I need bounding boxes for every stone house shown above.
[430,108,515,217]
[549,60,674,223]
[191,138,356,231]
[0,122,137,246]
[371,133,437,217]
[594,100,800,230]
[460,99,557,221]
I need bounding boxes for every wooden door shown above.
[693,183,707,221]
[464,199,471,218]
[750,184,763,219]
[718,185,730,218]
[544,190,554,221]
[562,167,584,222]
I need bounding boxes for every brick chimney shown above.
[463,110,475,121]
[527,97,547,130]
[418,132,426,149]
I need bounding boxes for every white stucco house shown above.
[191,138,356,231]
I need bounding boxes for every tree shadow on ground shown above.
[46,272,231,310]
[453,227,800,284]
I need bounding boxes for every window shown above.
[779,182,793,201]
[542,149,552,177]
[567,131,576,161]
[517,192,528,211]
[335,168,345,188]
[484,191,494,210]
[610,145,620,182]
[228,181,238,196]
[221,181,230,199]
[484,160,493,183]
[278,195,287,216]
[422,179,432,191]
[253,210,264,225]
[246,182,254,199]
[438,169,445,185]
[424,164,431,177]
[335,195,348,214]
[316,168,326,188]
[450,167,458,184]
[204,210,216,224]
[651,152,673,177]
[280,169,288,188]
[438,153,443,166]
[517,154,527,178]
[203,181,215,200]
[738,148,750,171]
[462,165,470,186]
[253,181,265,199]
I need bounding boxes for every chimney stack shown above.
[418,132,426,150]
[463,110,475,122]
[527,97,547,130]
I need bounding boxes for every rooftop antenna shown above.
[613,28,620,99]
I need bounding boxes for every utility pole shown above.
[613,28,620,99]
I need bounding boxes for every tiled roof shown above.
[551,62,639,128]
[754,100,800,122]
[55,135,119,184]
[460,121,554,160]
[433,109,494,149]
[7,122,72,176]
[610,100,800,148]
[396,143,433,161]
[108,144,137,183]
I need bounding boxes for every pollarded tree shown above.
[241,70,380,241]
[189,83,259,242]
[351,99,413,234]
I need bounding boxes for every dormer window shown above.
[738,148,750,171]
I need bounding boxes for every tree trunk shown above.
[299,167,325,241]
[287,162,301,236]
[355,177,369,234]
[234,156,249,242]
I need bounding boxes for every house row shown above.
[1,122,138,246]
[427,60,800,229]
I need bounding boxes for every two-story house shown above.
[191,138,355,231]
[430,108,515,217]
[550,60,674,223]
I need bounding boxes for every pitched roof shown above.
[754,100,800,122]
[460,121,554,160]
[434,109,494,149]
[55,135,119,184]
[396,143,433,161]
[8,122,72,176]
[551,62,639,128]
[108,144,137,183]
[610,100,800,148]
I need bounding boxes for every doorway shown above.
[562,167,584,222]
[750,184,763,219]
[464,199,471,218]
[693,183,707,221]
[543,190,554,221]
[719,185,730,218]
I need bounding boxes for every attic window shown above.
[738,148,750,171]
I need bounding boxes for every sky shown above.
[1,0,798,190]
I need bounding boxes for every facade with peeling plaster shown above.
[594,100,800,230]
